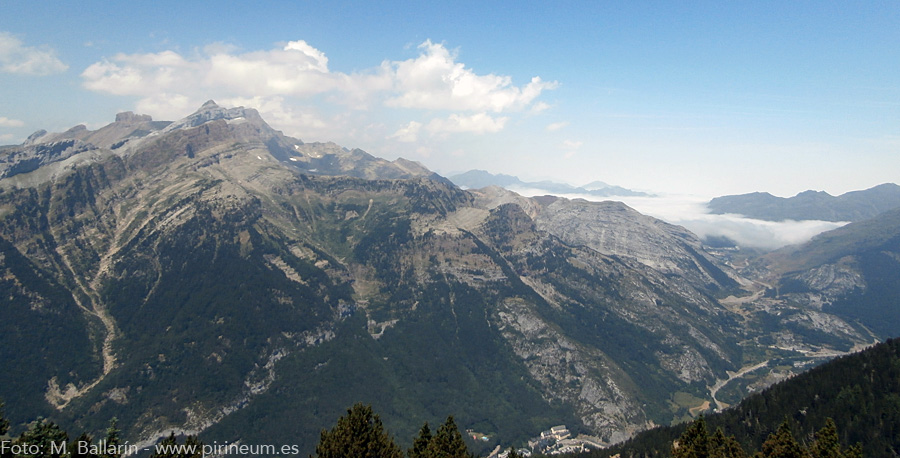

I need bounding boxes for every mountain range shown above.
[0,102,895,456]
[448,169,650,197]
[707,184,900,222]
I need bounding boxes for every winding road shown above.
[709,360,770,411]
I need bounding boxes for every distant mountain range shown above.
[707,183,900,222]
[448,169,650,197]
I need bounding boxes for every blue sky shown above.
[1,1,898,197]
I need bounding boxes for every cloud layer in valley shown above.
[509,187,847,250]
[614,195,848,250]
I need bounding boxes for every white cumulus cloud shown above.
[392,112,509,143]
[80,39,556,142]
[0,32,68,75]
[387,40,556,113]
[0,116,25,127]
[82,41,336,99]
[204,42,336,96]
[390,121,423,143]
[132,93,199,121]
[426,113,508,135]
[546,121,568,131]
[529,101,551,114]
[561,139,583,158]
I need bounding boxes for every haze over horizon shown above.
[1,1,898,197]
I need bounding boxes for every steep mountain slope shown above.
[530,196,738,292]
[759,208,900,338]
[0,235,103,417]
[0,102,882,455]
[707,183,900,222]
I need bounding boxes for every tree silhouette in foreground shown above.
[149,432,203,458]
[313,403,403,458]
[422,416,472,458]
[409,423,432,458]
[314,405,475,458]
[672,415,745,458]
[758,421,804,458]
[671,416,862,458]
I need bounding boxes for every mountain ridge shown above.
[707,183,900,222]
[0,102,889,455]
[448,169,650,197]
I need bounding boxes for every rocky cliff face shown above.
[532,197,739,291]
[0,102,880,454]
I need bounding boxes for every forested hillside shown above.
[586,338,900,457]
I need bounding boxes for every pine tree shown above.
[759,420,804,458]
[673,417,746,458]
[150,432,178,458]
[313,403,403,458]
[709,427,746,458]
[425,416,470,458]
[0,402,11,458]
[673,415,710,458]
[99,418,121,458]
[68,432,96,458]
[842,443,863,458]
[0,400,8,437]
[16,419,69,458]
[149,432,202,458]
[180,436,204,458]
[409,423,432,458]
[809,418,841,458]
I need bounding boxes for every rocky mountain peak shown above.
[796,189,832,198]
[115,111,153,123]
[161,101,266,133]
[23,129,49,146]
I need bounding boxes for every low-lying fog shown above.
[508,187,848,251]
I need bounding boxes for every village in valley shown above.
[471,424,605,457]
